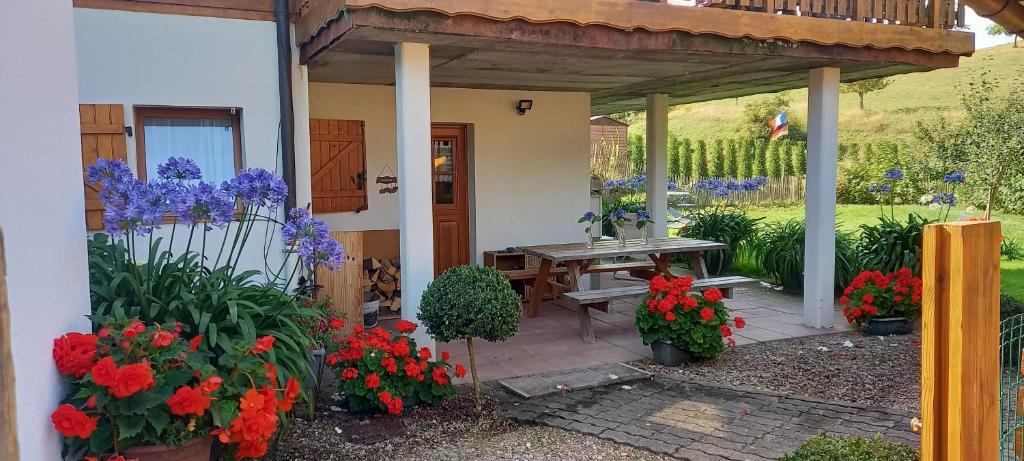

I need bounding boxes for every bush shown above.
[780,434,918,461]
[681,209,761,275]
[1003,237,1024,261]
[856,214,933,275]
[635,275,744,359]
[419,265,521,410]
[745,219,857,291]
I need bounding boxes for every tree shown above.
[725,139,740,177]
[987,23,1018,48]
[754,139,769,177]
[740,92,793,139]
[628,134,646,176]
[915,76,1024,218]
[711,139,726,177]
[794,141,808,175]
[767,141,784,179]
[782,140,795,176]
[694,139,708,179]
[840,78,891,110]
[680,138,693,181]
[739,139,756,178]
[668,136,682,180]
[419,265,521,411]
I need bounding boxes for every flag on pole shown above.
[769,111,789,141]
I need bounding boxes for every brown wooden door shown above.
[431,124,470,276]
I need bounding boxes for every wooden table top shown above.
[518,237,727,263]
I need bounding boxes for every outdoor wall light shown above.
[516,99,533,116]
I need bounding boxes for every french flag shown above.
[769,111,789,141]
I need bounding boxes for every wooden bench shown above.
[561,276,761,342]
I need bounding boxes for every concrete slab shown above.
[497,363,651,399]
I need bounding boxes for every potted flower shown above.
[578,211,601,248]
[840,268,922,335]
[635,275,745,366]
[635,210,654,244]
[606,209,632,246]
[324,321,464,415]
[50,319,300,461]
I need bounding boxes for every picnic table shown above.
[519,237,756,343]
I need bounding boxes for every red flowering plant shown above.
[325,320,464,415]
[51,318,300,460]
[839,267,923,328]
[634,275,746,359]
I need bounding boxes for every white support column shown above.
[803,67,841,329]
[394,42,435,349]
[645,94,669,238]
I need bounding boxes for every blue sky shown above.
[964,7,1016,48]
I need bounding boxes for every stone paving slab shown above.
[497,363,651,399]
[496,375,918,460]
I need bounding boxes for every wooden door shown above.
[431,125,470,276]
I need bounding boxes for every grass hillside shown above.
[628,44,1024,144]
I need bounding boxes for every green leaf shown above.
[148,409,171,436]
[118,414,146,440]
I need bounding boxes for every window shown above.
[134,107,242,184]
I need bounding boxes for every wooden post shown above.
[0,229,20,461]
[920,221,1001,461]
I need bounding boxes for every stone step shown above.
[497,362,651,399]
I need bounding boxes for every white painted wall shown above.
[306,83,592,263]
[1,2,92,459]
[73,8,307,274]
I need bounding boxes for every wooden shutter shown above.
[80,104,128,230]
[310,119,367,213]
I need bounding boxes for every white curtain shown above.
[143,117,236,184]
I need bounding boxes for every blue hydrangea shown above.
[156,157,202,182]
[174,182,235,228]
[867,184,891,193]
[635,211,651,221]
[884,168,904,181]
[943,171,966,184]
[610,209,628,221]
[932,193,957,206]
[580,211,596,221]
[226,168,288,208]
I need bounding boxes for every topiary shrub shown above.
[419,265,521,410]
[780,434,918,461]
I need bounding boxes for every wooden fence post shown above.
[0,229,20,461]
[920,221,1001,460]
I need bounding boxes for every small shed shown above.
[590,116,629,178]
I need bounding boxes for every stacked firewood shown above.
[363,258,401,313]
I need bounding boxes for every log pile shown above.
[363,258,401,314]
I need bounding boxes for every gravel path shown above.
[267,389,674,461]
[634,331,921,412]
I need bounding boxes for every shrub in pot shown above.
[324,321,463,415]
[635,275,745,365]
[839,268,922,335]
[419,265,521,410]
[50,318,300,460]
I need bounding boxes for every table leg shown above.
[565,261,596,344]
[647,253,673,276]
[527,259,552,318]
[689,252,710,279]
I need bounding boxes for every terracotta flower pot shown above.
[122,436,212,461]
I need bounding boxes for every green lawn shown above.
[739,204,1024,301]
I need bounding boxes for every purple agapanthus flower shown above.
[867,184,891,194]
[943,171,966,184]
[157,156,202,182]
[602,179,617,189]
[713,187,730,198]
[884,168,904,181]
[174,182,235,228]
[667,181,678,191]
[87,158,134,188]
[226,168,288,209]
[932,193,957,206]
[282,208,330,246]
[300,238,345,270]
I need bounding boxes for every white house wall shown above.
[73,8,304,274]
[306,83,591,263]
[1,1,92,459]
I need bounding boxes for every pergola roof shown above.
[297,1,974,114]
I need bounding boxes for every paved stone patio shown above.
[496,375,919,461]
[437,272,851,383]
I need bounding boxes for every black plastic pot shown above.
[863,317,914,336]
[651,340,694,367]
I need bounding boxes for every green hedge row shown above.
[626,135,808,181]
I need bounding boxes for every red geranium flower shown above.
[341,367,359,380]
[418,347,432,360]
[108,363,155,398]
[365,373,381,389]
[85,395,97,409]
[454,364,466,378]
[51,404,98,439]
[664,311,676,322]
[167,386,213,416]
[250,336,276,355]
[391,338,411,357]
[441,351,450,361]
[702,288,724,303]
[699,308,715,322]
[431,367,450,386]
[396,320,418,334]
[385,396,403,415]
[329,318,345,330]
[53,332,99,378]
[403,361,421,378]
[720,325,732,337]
[734,316,746,329]
[151,330,174,348]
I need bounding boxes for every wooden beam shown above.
[72,0,290,21]
[920,221,1001,461]
[0,229,19,461]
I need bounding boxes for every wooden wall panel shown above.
[0,230,18,461]
[316,231,364,335]
[309,119,368,214]
[80,104,128,231]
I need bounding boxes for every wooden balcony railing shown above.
[648,0,966,29]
